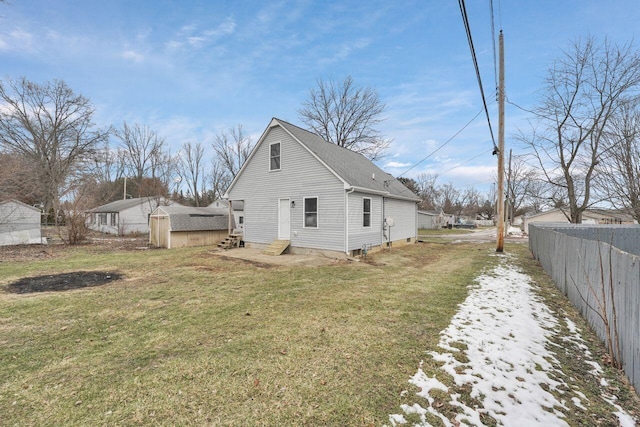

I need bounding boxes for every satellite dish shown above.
[385,217,394,227]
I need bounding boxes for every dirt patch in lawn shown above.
[4,271,123,294]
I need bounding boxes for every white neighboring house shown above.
[0,199,43,246]
[417,211,439,230]
[224,118,421,256]
[88,197,178,235]
[521,208,635,234]
[208,199,244,233]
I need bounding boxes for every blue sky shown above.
[2,1,640,194]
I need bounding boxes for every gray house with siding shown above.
[88,197,176,235]
[224,118,420,256]
[0,199,43,246]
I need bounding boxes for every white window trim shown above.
[303,196,319,229]
[269,141,281,172]
[363,197,371,228]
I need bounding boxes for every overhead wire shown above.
[490,0,498,90]
[458,0,498,153]
[397,106,486,178]
[439,148,493,176]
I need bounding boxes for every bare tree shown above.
[179,141,206,206]
[0,151,41,204]
[438,182,461,215]
[415,173,440,211]
[210,157,232,201]
[212,124,254,179]
[506,154,543,219]
[521,37,640,223]
[114,121,163,179]
[298,76,391,160]
[0,77,109,221]
[597,99,640,222]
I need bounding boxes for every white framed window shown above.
[110,213,117,226]
[363,197,371,227]
[269,142,281,171]
[303,197,318,228]
[99,213,107,225]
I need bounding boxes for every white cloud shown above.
[385,161,412,168]
[0,28,34,52]
[122,49,144,63]
[167,17,237,51]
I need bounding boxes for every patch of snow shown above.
[388,256,639,427]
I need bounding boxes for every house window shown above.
[363,198,371,227]
[110,213,117,226]
[269,142,281,171]
[239,216,244,224]
[304,197,318,228]
[99,213,107,225]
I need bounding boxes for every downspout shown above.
[228,200,232,236]
[382,197,386,246]
[345,187,355,254]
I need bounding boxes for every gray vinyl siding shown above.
[229,126,346,251]
[0,201,42,246]
[383,198,417,241]
[346,192,383,250]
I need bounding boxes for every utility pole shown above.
[506,148,513,227]
[496,30,505,253]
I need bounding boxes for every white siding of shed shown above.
[229,126,346,252]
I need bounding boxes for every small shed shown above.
[0,199,43,246]
[417,211,439,230]
[149,206,233,249]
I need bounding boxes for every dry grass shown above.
[0,242,493,426]
[1,240,638,426]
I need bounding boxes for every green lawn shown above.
[1,241,638,426]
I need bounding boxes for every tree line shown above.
[1,35,640,243]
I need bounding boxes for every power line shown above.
[490,0,498,89]
[398,106,486,178]
[439,148,493,176]
[458,0,498,152]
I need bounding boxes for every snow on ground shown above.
[388,255,638,427]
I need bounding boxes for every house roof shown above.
[524,208,633,222]
[207,199,244,210]
[0,199,41,212]
[92,197,166,213]
[154,206,232,232]
[227,118,420,202]
[417,210,439,217]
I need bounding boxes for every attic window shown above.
[269,142,281,171]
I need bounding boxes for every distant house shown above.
[0,199,43,246]
[208,199,244,233]
[224,118,421,256]
[417,211,439,229]
[149,206,232,249]
[418,209,455,229]
[88,197,177,235]
[522,208,636,234]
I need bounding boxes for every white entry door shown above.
[278,198,290,240]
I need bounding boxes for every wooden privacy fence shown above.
[529,224,640,396]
